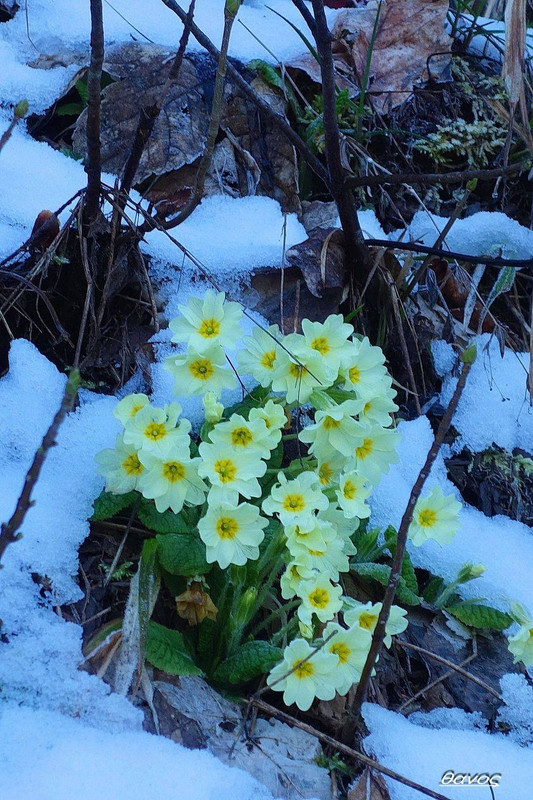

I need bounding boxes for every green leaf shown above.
[91,490,136,521]
[351,528,381,563]
[145,621,203,676]
[138,500,190,534]
[75,78,89,104]
[247,59,301,116]
[156,533,210,577]
[446,602,513,631]
[139,539,160,652]
[351,562,420,606]
[422,575,446,604]
[56,102,85,117]
[401,552,419,595]
[213,640,282,684]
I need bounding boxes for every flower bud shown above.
[460,342,477,365]
[457,562,486,583]
[203,392,223,423]
[237,587,257,626]
[15,99,29,119]
[298,621,313,639]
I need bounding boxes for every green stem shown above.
[248,599,300,638]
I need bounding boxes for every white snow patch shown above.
[440,334,533,455]
[3,0,340,64]
[0,705,273,800]
[363,703,532,800]
[370,416,533,613]
[404,209,533,261]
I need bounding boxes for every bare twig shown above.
[0,370,80,566]
[364,238,533,270]
[309,0,373,294]
[85,0,105,222]
[344,162,528,188]
[160,1,237,229]
[120,0,196,197]
[251,699,454,800]
[396,640,502,703]
[348,351,475,733]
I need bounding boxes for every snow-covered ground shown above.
[1,1,533,799]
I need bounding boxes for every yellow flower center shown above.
[308,548,325,556]
[292,659,314,679]
[282,493,305,513]
[261,350,276,370]
[231,426,253,447]
[348,365,361,384]
[355,438,373,459]
[418,508,438,527]
[189,358,214,381]
[308,588,330,609]
[359,612,378,631]
[216,516,239,540]
[130,404,145,417]
[122,453,143,476]
[330,642,351,664]
[289,362,304,379]
[198,318,220,338]
[311,337,330,355]
[318,463,333,486]
[162,461,185,483]
[323,415,340,430]
[144,422,167,441]
[214,458,237,483]
[343,480,357,500]
[363,401,372,415]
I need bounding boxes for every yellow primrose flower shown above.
[164,344,237,398]
[358,382,398,428]
[267,638,337,710]
[198,441,266,502]
[297,576,343,625]
[350,423,400,485]
[271,333,333,404]
[290,533,350,583]
[249,400,286,450]
[202,392,224,423]
[238,323,281,387]
[198,500,268,569]
[409,486,461,546]
[137,449,207,514]
[95,434,145,494]
[262,471,329,530]
[285,518,336,555]
[299,400,364,459]
[344,600,408,648]
[507,605,533,666]
[323,621,372,695]
[208,412,271,459]
[336,471,372,520]
[301,315,354,378]
[315,452,346,489]
[280,561,314,599]
[113,393,149,426]
[317,503,358,558]
[341,336,388,397]
[123,402,190,457]
[169,289,243,352]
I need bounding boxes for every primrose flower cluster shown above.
[96,289,462,711]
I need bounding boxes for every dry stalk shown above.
[85,0,105,223]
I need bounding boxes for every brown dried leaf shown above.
[332,0,452,113]
[348,769,391,800]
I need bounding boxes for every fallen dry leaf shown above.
[332,0,452,112]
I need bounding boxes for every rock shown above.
[150,677,332,800]
[0,1,18,21]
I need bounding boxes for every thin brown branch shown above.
[251,699,454,800]
[160,3,237,229]
[0,370,80,566]
[120,0,196,197]
[85,0,105,222]
[344,161,528,188]
[365,238,533,270]
[310,0,373,294]
[348,351,475,733]
[396,640,502,702]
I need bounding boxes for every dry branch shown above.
[85,0,105,222]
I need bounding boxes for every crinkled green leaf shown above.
[145,622,203,676]
[138,500,190,534]
[446,602,513,631]
[156,533,210,577]
[213,640,282,685]
[351,562,420,606]
[91,490,136,521]
[422,575,446,604]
